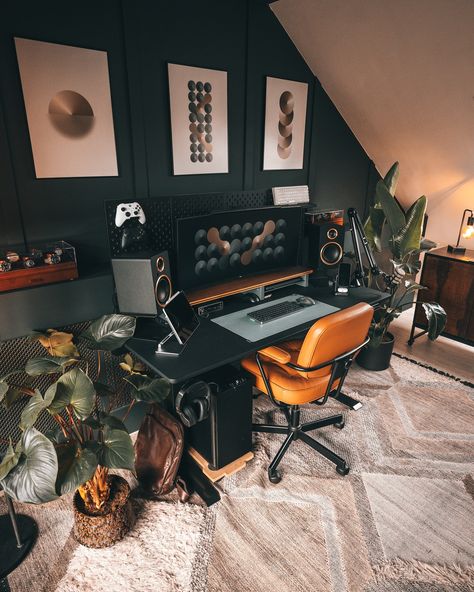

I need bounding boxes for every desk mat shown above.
[212,294,340,342]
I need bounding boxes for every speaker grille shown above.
[320,242,343,266]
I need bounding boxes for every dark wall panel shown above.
[133,0,248,197]
[309,81,371,215]
[0,0,135,271]
[245,2,314,191]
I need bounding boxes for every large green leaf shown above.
[0,371,23,406]
[86,427,134,470]
[364,206,386,252]
[124,374,170,403]
[392,195,427,259]
[376,180,406,237]
[0,440,21,480]
[20,388,55,430]
[422,302,447,340]
[420,237,437,251]
[47,368,95,420]
[383,161,400,196]
[55,443,98,495]
[25,356,78,377]
[80,314,136,351]
[0,428,58,504]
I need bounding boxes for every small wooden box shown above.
[0,261,79,293]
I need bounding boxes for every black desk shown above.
[127,285,387,384]
[127,284,387,505]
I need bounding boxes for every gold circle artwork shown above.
[277,91,294,159]
[48,90,95,137]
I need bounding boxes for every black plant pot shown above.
[356,332,395,371]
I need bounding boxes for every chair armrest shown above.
[258,346,291,365]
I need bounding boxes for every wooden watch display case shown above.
[0,241,78,293]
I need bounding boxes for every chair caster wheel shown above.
[268,470,281,484]
[336,463,349,476]
[334,421,345,429]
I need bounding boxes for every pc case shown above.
[188,366,252,470]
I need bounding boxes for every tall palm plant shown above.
[363,162,446,347]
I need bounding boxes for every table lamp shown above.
[447,208,474,254]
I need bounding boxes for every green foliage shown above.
[0,313,171,507]
[422,302,448,340]
[124,374,171,403]
[362,162,447,349]
[1,428,58,504]
[80,314,136,351]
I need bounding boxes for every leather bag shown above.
[135,404,189,501]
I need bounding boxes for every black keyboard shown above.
[247,301,303,324]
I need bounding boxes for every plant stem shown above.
[122,399,135,423]
[66,406,83,444]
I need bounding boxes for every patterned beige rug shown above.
[2,356,473,592]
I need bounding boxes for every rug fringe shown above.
[373,558,474,585]
[392,352,474,389]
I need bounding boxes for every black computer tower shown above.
[188,366,252,470]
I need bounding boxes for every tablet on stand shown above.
[156,291,200,356]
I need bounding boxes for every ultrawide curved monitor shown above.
[176,206,303,292]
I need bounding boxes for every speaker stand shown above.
[0,495,38,581]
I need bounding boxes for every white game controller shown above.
[115,202,146,227]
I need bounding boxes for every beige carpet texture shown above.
[1,355,473,592]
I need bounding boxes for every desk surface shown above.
[127,285,387,384]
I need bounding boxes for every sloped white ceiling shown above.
[272,0,474,248]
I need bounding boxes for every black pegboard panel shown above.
[105,189,272,258]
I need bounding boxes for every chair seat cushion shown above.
[242,343,337,406]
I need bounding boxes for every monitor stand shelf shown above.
[186,266,313,306]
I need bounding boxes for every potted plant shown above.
[356,162,447,370]
[0,314,170,548]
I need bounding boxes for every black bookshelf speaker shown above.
[111,251,172,316]
[306,222,345,271]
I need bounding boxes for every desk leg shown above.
[179,454,220,507]
[329,391,362,411]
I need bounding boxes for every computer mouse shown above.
[239,292,260,303]
[296,296,317,307]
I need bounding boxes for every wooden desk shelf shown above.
[186,266,313,305]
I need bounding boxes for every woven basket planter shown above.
[73,475,135,548]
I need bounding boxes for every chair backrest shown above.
[297,302,374,378]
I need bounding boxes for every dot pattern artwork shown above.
[188,80,213,164]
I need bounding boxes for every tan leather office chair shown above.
[242,302,374,483]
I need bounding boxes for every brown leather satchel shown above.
[135,404,189,501]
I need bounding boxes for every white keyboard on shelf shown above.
[272,185,310,206]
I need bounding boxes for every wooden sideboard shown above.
[410,247,474,345]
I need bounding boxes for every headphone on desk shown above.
[175,380,212,427]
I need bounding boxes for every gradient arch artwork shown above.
[14,38,118,178]
[168,63,228,175]
[263,77,308,170]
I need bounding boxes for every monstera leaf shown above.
[25,356,78,377]
[422,302,447,341]
[124,374,170,403]
[47,368,95,420]
[86,427,134,470]
[80,314,136,351]
[20,388,55,430]
[55,443,98,495]
[391,195,427,259]
[0,428,58,504]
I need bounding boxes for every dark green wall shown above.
[0,0,372,273]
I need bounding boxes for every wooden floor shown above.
[390,308,473,383]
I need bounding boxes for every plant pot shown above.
[356,332,395,371]
[72,475,135,548]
